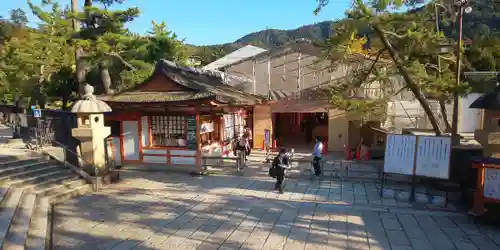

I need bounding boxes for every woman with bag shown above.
[271,148,290,194]
[237,134,250,162]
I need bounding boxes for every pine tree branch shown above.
[381,29,408,39]
[105,52,135,70]
[439,55,456,63]
[372,23,442,135]
[356,49,386,86]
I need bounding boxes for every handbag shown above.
[269,166,277,178]
[269,156,280,178]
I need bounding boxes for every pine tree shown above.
[72,0,139,94]
[315,0,471,135]
[0,1,75,108]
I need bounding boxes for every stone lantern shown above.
[70,84,112,174]
[470,74,500,157]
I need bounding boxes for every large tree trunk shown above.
[372,24,441,135]
[439,98,452,132]
[71,0,86,95]
[75,48,87,94]
[372,24,442,135]
[99,61,113,95]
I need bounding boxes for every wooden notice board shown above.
[415,136,451,179]
[383,134,417,175]
[484,168,500,200]
[186,116,197,150]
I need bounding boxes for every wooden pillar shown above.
[267,56,271,98]
[297,51,302,100]
[254,105,272,150]
[195,108,201,170]
[252,59,256,95]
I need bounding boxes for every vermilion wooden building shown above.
[99,60,262,170]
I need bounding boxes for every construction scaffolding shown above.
[213,41,460,133]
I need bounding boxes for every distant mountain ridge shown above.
[234,21,335,48]
[187,21,336,66]
[190,0,500,66]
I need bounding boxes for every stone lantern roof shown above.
[70,84,112,113]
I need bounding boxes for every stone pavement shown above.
[53,170,500,250]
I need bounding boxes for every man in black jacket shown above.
[273,148,290,194]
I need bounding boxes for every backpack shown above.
[269,156,280,178]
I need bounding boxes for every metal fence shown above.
[286,158,385,181]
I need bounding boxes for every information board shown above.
[484,168,500,200]
[186,116,197,150]
[415,136,451,179]
[264,129,270,146]
[33,109,41,118]
[383,134,417,175]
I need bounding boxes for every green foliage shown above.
[1,0,189,103]
[140,21,188,64]
[9,8,28,26]
[1,1,75,106]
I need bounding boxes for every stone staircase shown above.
[0,154,92,250]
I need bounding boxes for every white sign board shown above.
[484,168,500,200]
[383,134,417,175]
[415,136,451,179]
[33,109,41,118]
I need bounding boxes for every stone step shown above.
[47,185,91,204]
[0,165,65,185]
[2,193,36,250]
[8,169,74,189]
[0,188,23,248]
[34,179,88,197]
[0,188,9,205]
[0,156,38,165]
[0,157,45,170]
[24,198,49,250]
[0,161,52,179]
[27,172,80,191]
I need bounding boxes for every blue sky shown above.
[0,0,350,45]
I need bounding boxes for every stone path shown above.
[53,170,500,250]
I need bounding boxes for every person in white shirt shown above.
[312,136,323,177]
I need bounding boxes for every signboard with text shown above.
[383,134,417,175]
[186,116,197,150]
[415,136,451,179]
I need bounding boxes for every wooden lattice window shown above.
[151,116,186,146]
[235,114,243,137]
[223,114,234,140]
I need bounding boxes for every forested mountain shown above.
[191,0,500,64]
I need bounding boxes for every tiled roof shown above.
[99,60,264,105]
[267,90,294,101]
[265,85,331,101]
[98,91,214,103]
[202,45,267,70]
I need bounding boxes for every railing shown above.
[29,138,100,192]
[287,157,384,181]
[201,154,244,175]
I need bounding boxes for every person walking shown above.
[237,134,250,162]
[244,127,252,156]
[245,127,252,146]
[312,136,323,178]
[272,148,290,194]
